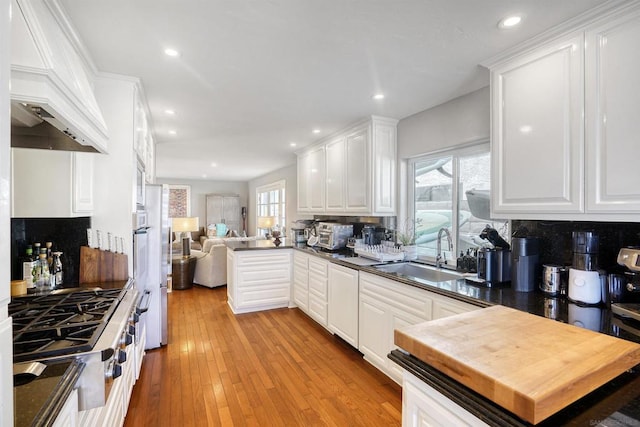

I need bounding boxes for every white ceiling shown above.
[59,0,604,182]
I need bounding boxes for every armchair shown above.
[193,243,227,288]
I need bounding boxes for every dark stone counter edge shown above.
[225,239,296,251]
[32,360,85,427]
[388,350,527,427]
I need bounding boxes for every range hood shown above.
[10,0,109,153]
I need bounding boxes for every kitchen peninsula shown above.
[226,239,295,314]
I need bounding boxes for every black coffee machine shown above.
[477,226,511,285]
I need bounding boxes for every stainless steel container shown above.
[540,264,568,296]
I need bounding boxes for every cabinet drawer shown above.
[359,272,432,321]
[309,293,328,327]
[309,276,327,299]
[237,252,291,266]
[309,258,328,277]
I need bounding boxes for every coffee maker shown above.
[568,231,604,305]
[476,226,511,285]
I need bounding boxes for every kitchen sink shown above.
[373,262,462,282]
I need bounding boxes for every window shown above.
[256,180,286,236]
[408,142,508,266]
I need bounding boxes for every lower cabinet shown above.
[358,271,481,384]
[226,248,292,314]
[292,251,310,313]
[402,370,488,427]
[308,257,329,328]
[328,263,359,347]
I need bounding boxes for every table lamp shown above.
[172,217,199,257]
[257,216,275,239]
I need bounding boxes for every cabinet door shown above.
[585,11,640,212]
[358,293,390,371]
[372,121,396,214]
[325,137,345,211]
[292,252,309,313]
[328,264,359,347]
[345,127,369,212]
[491,34,584,216]
[297,152,310,211]
[73,152,94,213]
[52,389,79,427]
[308,146,326,211]
[0,318,12,426]
[388,309,424,384]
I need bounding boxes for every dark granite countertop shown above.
[14,359,84,427]
[225,238,296,251]
[294,246,640,425]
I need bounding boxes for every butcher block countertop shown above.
[395,305,640,425]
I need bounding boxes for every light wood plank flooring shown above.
[124,285,402,426]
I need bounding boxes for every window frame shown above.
[407,140,498,266]
[256,180,286,235]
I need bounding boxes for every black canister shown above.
[511,237,540,292]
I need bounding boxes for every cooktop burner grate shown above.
[9,288,125,362]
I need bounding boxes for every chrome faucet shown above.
[436,227,453,268]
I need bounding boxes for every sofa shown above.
[192,236,266,288]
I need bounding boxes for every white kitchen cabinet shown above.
[358,272,432,384]
[585,9,640,212]
[11,148,94,217]
[52,389,79,427]
[296,116,397,216]
[292,251,310,313]
[487,2,640,220]
[328,263,359,347]
[402,370,488,427]
[226,248,292,314]
[432,296,480,320]
[489,33,585,216]
[308,256,329,328]
[325,136,346,211]
[358,272,480,384]
[296,145,325,212]
[0,318,12,426]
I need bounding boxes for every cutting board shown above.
[79,246,128,284]
[394,305,640,424]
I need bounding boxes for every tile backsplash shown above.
[512,220,640,273]
[11,217,91,286]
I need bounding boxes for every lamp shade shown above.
[257,216,275,229]
[172,217,200,232]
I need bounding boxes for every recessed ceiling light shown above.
[202,174,207,178]
[312,129,321,134]
[165,109,175,115]
[168,130,177,135]
[164,48,180,57]
[498,15,522,29]
[210,162,217,167]
[290,142,297,147]
[372,93,385,100]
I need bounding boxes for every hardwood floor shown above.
[124,285,402,426]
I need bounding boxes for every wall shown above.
[156,178,249,231]
[248,163,305,237]
[397,86,490,160]
[91,75,137,273]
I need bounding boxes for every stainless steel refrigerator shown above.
[144,184,170,348]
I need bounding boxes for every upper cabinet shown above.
[134,86,155,183]
[297,116,397,216]
[10,0,109,153]
[12,148,94,217]
[485,2,640,221]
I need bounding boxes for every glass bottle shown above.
[33,253,50,289]
[45,241,53,266]
[21,246,36,291]
[51,251,63,287]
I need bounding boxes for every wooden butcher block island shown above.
[394,305,640,424]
